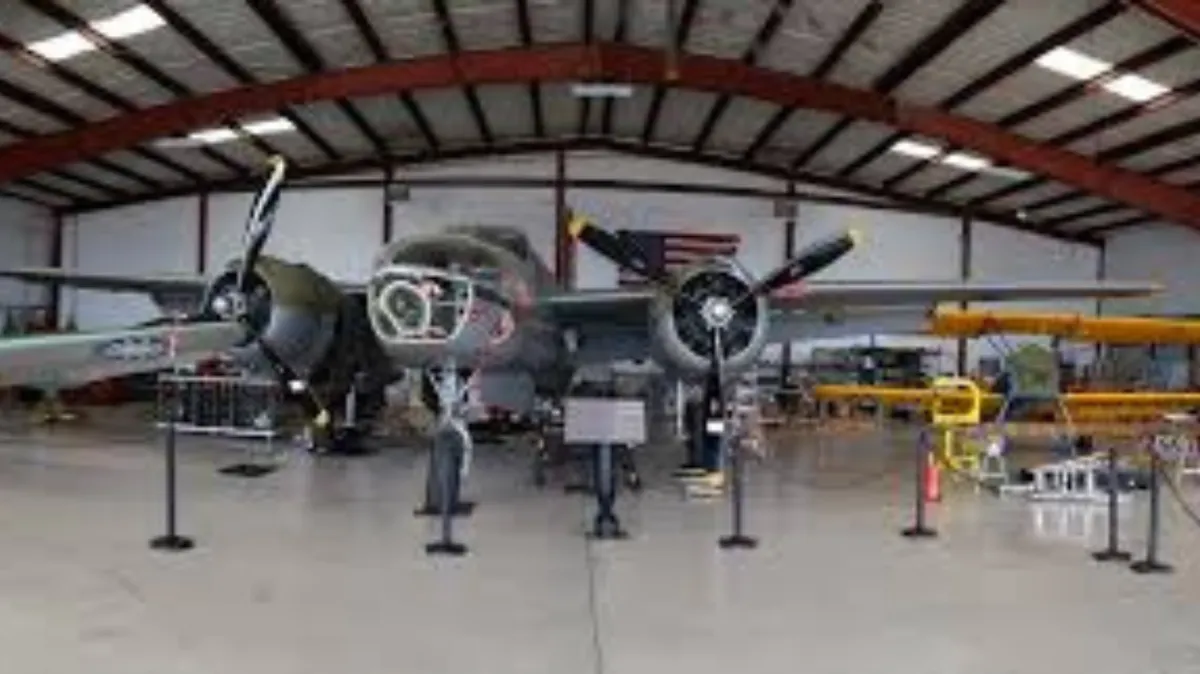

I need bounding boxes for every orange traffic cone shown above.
[924,455,942,503]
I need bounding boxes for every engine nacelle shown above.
[201,256,342,377]
[650,259,769,377]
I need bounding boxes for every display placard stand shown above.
[565,398,645,540]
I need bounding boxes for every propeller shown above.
[566,211,672,288]
[737,230,860,305]
[231,157,330,429]
[235,155,287,298]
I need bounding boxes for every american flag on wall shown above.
[614,230,740,287]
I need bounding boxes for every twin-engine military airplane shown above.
[0,157,1160,464]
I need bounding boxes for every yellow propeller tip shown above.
[567,214,588,240]
[314,410,331,428]
[848,229,863,246]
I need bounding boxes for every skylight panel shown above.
[24,4,166,62]
[1035,47,1111,80]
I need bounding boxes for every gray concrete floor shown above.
[0,420,1198,674]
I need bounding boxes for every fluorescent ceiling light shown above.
[890,139,940,159]
[887,140,1028,180]
[980,165,1031,180]
[1035,47,1111,80]
[28,32,93,61]
[943,152,990,172]
[1103,74,1170,102]
[26,4,165,62]
[242,118,296,135]
[182,116,295,144]
[93,5,165,39]
[187,128,240,144]
[1035,46,1172,103]
[571,82,634,98]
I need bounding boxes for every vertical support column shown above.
[780,180,797,387]
[1095,240,1107,364]
[956,210,972,377]
[554,148,570,288]
[196,191,209,275]
[47,210,64,328]
[382,166,396,244]
[1188,344,1198,389]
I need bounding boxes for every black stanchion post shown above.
[590,443,627,539]
[1131,447,1172,574]
[902,430,937,539]
[1092,445,1130,563]
[150,375,194,552]
[719,436,757,550]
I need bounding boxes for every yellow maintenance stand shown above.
[929,377,984,476]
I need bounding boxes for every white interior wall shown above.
[1102,223,1200,316]
[967,223,1101,370]
[60,197,196,329]
[62,151,1101,370]
[0,197,52,320]
[207,188,382,282]
[790,205,962,371]
[392,154,557,265]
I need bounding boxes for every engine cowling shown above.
[200,256,343,377]
[651,259,769,376]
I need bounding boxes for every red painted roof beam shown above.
[1127,0,1200,40]
[0,43,1197,229]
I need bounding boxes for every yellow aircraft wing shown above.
[812,385,1001,405]
[929,309,1200,344]
[813,385,1200,409]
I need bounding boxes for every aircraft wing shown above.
[0,322,245,388]
[539,288,655,327]
[0,267,209,293]
[541,280,1158,362]
[775,280,1158,309]
[0,267,371,295]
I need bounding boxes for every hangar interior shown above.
[2,1,1200,673]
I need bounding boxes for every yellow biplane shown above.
[812,308,1200,475]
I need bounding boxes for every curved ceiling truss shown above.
[2,42,1198,233]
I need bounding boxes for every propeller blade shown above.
[741,230,860,301]
[236,156,288,294]
[566,211,671,286]
[256,337,330,428]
